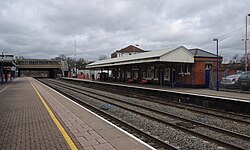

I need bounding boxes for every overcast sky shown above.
[0,0,249,62]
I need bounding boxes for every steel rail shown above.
[38,79,178,150]
[82,80,250,123]
[42,79,248,150]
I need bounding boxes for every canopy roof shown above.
[87,46,194,69]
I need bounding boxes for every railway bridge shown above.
[17,59,68,78]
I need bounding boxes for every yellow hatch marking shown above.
[29,79,78,150]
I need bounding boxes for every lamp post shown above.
[74,40,77,78]
[1,52,3,85]
[213,38,219,91]
[245,14,250,71]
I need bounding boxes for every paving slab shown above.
[31,78,152,150]
[0,78,70,150]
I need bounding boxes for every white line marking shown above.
[36,79,156,150]
[0,79,17,93]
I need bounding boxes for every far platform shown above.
[61,77,250,115]
[62,77,250,101]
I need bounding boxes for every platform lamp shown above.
[213,38,219,91]
[1,52,6,85]
[1,52,3,84]
[244,14,250,71]
[74,40,77,78]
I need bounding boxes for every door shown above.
[160,70,164,85]
[205,69,210,88]
[172,69,176,86]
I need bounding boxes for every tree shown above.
[75,58,88,69]
[227,53,250,71]
[64,56,89,69]
[51,55,91,70]
[228,53,249,64]
[16,55,25,60]
[232,54,240,64]
[52,54,67,61]
[98,55,108,60]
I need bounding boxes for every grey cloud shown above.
[0,0,249,61]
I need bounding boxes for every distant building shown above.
[111,45,147,58]
[0,54,16,82]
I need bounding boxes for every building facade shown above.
[87,46,223,88]
[111,45,147,58]
[0,54,16,83]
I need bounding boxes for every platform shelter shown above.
[86,46,223,88]
[0,54,16,83]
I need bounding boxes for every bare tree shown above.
[98,55,108,60]
[16,55,25,60]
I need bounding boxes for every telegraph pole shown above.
[1,52,3,85]
[245,14,250,71]
[74,40,77,77]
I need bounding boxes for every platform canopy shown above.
[0,54,16,66]
[86,46,194,69]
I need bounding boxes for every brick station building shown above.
[87,46,223,88]
[111,45,147,58]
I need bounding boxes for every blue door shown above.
[205,69,210,88]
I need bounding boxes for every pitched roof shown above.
[115,45,146,53]
[87,46,194,69]
[188,48,223,58]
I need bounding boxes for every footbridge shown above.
[17,59,68,78]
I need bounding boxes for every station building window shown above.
[133,71,138,78]
[142,71,146,79]
[146,69,154,78]
[205,64,212,70]
[155,68,158,79]
[116,68,121,78]
[180,64,190,74]
[126,71,131,78]
[164,68,170,81]
[186,64,190,74]
[180,64,185,73]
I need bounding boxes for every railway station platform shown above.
[0,77,152,150]
[62,77,250,101]
[61,77,250,115]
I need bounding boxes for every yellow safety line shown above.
[29,80,78,150]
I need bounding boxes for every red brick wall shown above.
[175,63,193,85]
[111,53,117,58]
[193,57,222,85]
[193,61,206,85]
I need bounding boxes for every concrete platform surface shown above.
[0,77,152,150]
[0,78,70,150]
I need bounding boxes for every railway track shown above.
[79,80,250,124]
[38,78,250,149]
[37,78,178,149]
[124,94,250,124]
[59,78,250,131]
